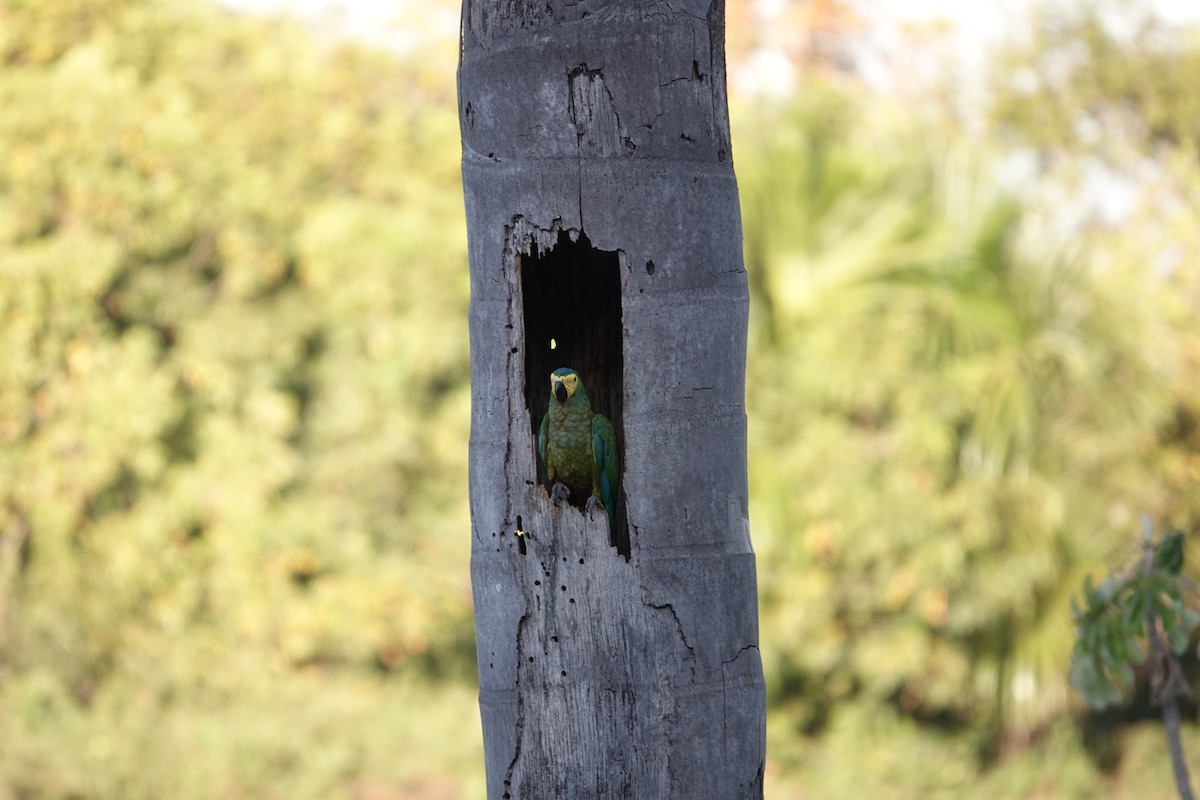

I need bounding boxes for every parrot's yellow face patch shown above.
[550,371,579,398]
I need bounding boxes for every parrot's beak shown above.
[554,381,568,403]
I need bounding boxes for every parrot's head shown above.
[549,367,582,404]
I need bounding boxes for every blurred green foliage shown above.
[0,0,1198,797]
[1070,522,1196,709]
[736,79,1193,795]
[0,0,477,796]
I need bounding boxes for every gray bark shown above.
[459,1,765,797]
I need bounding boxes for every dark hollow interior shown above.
[520,230,628,557]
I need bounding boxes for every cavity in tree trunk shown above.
[459,2,765,797]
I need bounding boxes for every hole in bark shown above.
[519,229,629,558]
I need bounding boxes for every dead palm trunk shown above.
[459,1,765,797]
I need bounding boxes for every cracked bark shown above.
[461,1,764,797]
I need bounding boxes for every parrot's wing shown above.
[538,411,550,477]
[591,414,618,517]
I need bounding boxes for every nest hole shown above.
[519,229,629,558]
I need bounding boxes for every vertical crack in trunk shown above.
[646,601,697,679]
[568,65,631,157]
[502,610,534,799]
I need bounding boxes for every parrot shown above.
[537,367,619,539]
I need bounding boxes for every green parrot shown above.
[537,367,619,538]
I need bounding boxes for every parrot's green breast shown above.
[538,367,619,540]
[544,402,598,496]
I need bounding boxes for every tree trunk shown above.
[459,1,765,798]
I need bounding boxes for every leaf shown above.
[1124,587,1147,634]
[1155,530,1185,575]
[1097,630,1119,670]
[1111,659,1135,687]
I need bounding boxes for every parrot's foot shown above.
[585,495,606,520]
[550,482,571,506]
